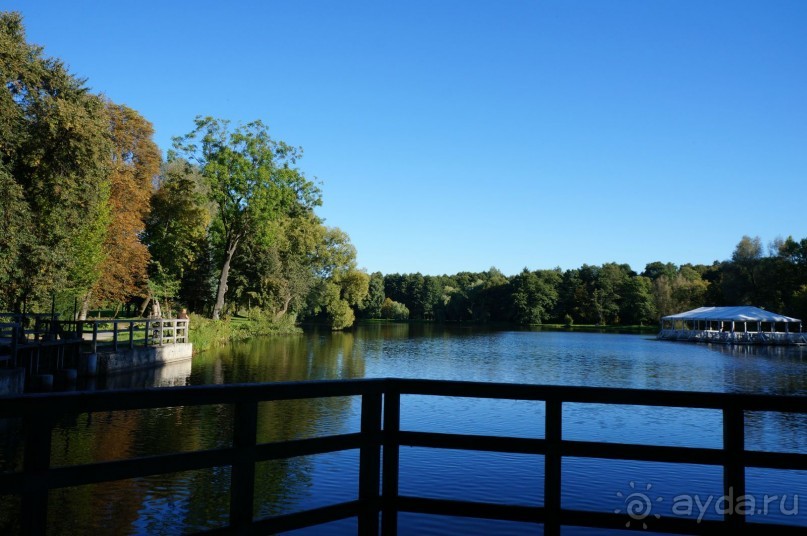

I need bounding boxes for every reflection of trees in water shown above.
[705,343,807,396]
[706,343,807,452]
[32,402,236,533]
[191,329,366,384]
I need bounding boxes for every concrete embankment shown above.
[95,343,194,374]
[0,368,25,396]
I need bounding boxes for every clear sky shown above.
[7,1,806,277]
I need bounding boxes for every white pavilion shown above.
[658,306,806,345]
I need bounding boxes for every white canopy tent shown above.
[662,306,800,324]
[658,306,804,345]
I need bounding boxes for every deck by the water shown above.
[0,315,192,395]
[657,328,807,345]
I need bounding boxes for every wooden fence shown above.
[0,316,189,367]
[64,318,190,353]
[0,378,806,535]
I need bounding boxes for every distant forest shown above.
[362,235,807,326]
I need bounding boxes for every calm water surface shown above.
[3,324,807,534]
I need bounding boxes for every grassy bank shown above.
[187,312,301,353]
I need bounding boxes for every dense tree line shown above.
[357,235,807,326]
[0,12,367,329]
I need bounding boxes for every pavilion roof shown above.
[662,306,801,323]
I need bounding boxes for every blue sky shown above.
[7,1,806,276]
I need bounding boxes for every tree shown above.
[306,228,369,329]
[143,159,214,312]
[721,235,764,305]
[172,117,321,319]
[509,268,560,325]
[87,102,160,315]
[0,12,112,311]
[381,297,409,320]
[229,212,323,319]
[359,272,385,319]
[619,276,656,325]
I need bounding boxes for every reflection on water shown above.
[3,325,807,534]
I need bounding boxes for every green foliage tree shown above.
[720,235,764,306]
[306,228,369,329]
[172,117,321,319]
[229,213,323,320]
[381,297,409,320]
[143,159,213,312]
[619,276,656,325]
[509,268,560,325]
[358,272,385,318]
[0,12,112,311]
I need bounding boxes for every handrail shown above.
[1,378,806,535]
[0,322,20,367]
[55,318,190,352]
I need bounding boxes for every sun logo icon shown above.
[615,481,663,529]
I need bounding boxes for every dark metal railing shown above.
[1,378,806,535]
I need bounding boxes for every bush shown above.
[381,298,409,320]
[187,311,301,353]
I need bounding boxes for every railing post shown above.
[10,323,19,368]
[129,321,134,350]
[382,386,400,536]
[144,320,150,347]
[723,405,746,532]
[92,322,98,353]
[544,399,562,536]
[230,400,258,533]
[22,412,55,536]
[112,321,118,352]
[359,389,382,536]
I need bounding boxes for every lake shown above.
[3,324,807,534]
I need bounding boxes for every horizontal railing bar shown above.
[562,440,726,465]
[560,508,728,534]
[393,378,807,412]
[1,448,234,492]
[0,433,367,494]
[560,508,807,535]
[396,496,544,523]
[249,500,362,534]
[395,500,807,535]
[399,431,546,454]
[3,378,807,416]
[745,450,807,470]
[397,432,731,466]
[189,501,363,536]
[0,379,384,417]
[256,433,365,460]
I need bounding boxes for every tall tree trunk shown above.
[275,294,292,321]
[212,237,240,320]
[138,296,151,317]
[151,298,162,318]
[78,292,92,321]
